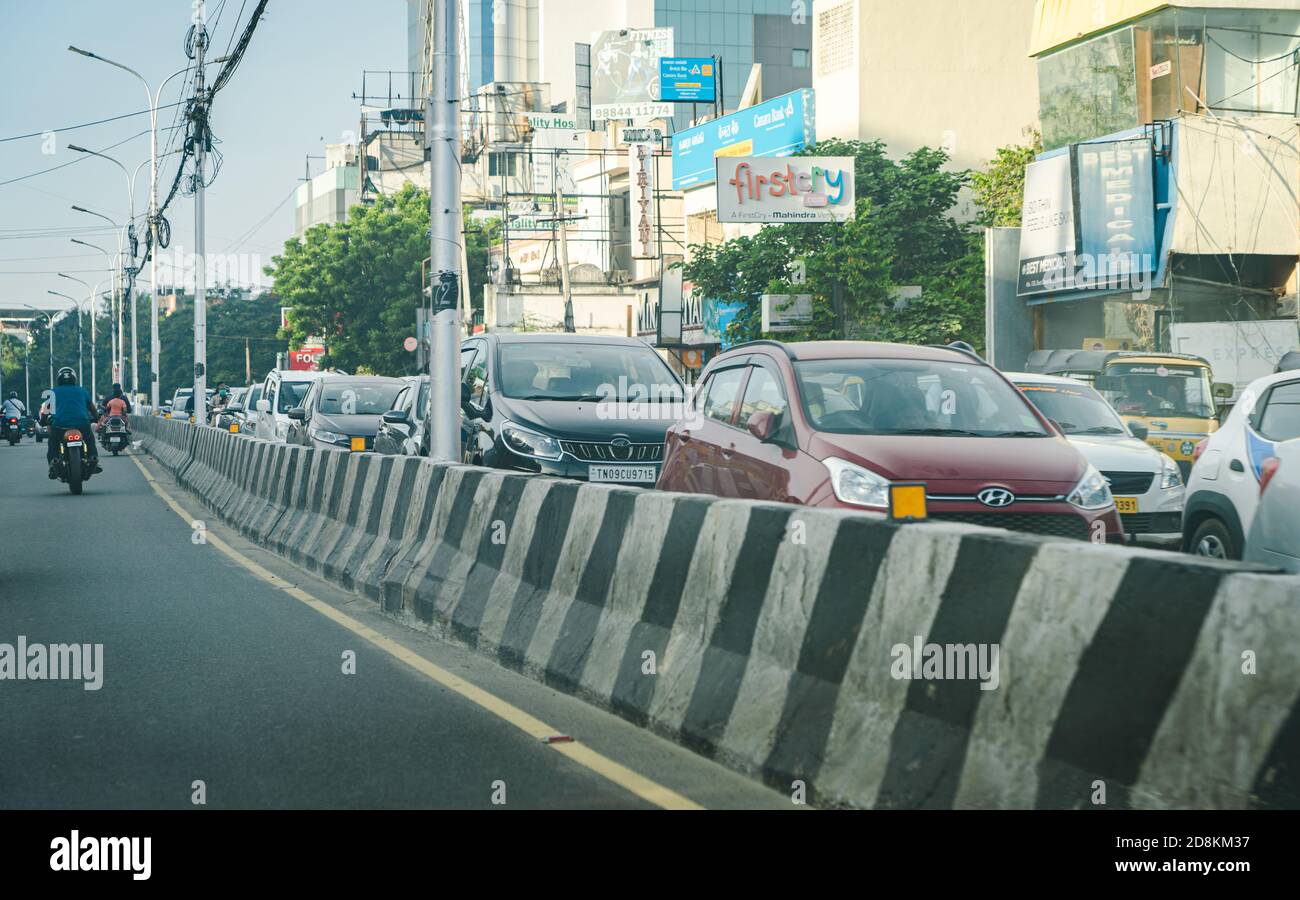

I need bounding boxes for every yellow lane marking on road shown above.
[127,451,702,810]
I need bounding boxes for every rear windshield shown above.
[316,381,403,416]
[1099,363,1215,419]
[792,358,1049,437]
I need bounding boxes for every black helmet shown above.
[56,367,77,386]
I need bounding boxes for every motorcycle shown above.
[51,425,94,495]
[99,415,131,456]
[2,415,21,445]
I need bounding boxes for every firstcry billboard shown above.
[715,156,856,223]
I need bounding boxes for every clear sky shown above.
[0,0,407,313]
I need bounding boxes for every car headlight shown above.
[1067,464,1113,510]
[823,456,891,509]
[1159,453,1182,489]
[309,427,348,446]
[501,421,562,460]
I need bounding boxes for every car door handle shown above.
[721,442,735,459]
[1230,458,1245,473]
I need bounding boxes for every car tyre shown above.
[1189,517,1238,560]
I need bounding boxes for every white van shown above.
[254,369,324,442]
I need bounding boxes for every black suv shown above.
[459,333,686,484]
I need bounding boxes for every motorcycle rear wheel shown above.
[66,446,83,495]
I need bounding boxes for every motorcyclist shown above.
[102,383,132,425]
[45,367,101,477]
[2,391,26,435]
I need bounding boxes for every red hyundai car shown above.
[658,340,1124,542]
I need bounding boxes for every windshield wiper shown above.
[991,430,1049,437]
[517,394,605,402]
[888,427,984,437]
[1075,425,1125,435]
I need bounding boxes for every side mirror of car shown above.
[226,403,244,414]
[1212,382,1234,400]
[287,407,306,422]
[1127,421,1149,441]
[746,410,776,442]
[382,409,410,426]
[257,399,271,414]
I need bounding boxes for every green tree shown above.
[267,186,500,376]
[684,139,985,351]
[971,129,1043,227]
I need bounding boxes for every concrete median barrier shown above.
[131,417,1300,809]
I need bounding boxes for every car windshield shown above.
[278,381,312,413]
[497,343,682,401]
[792,358,1050,437]
[1015,382,1127,434]
[316,381,403,416]
[247,385,262,407]
[1098,363,1216,418]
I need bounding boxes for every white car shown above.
[1183,370,1300,559]
[1244,438,1300,572]
[254,369,324,442]
[1006,373,1184,538]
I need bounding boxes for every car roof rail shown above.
[930,341,985,363]
[730,339,796,359]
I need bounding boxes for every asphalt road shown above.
[0,437,789,809]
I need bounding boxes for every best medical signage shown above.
[671,89,815,190]
[1017,138,1158,297]
[716,156,856,223]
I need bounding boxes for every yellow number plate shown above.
[889,484,928,520]
[350,436,366,452]
[1115,496,1138,514]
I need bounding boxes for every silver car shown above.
[1245,438,1300,572]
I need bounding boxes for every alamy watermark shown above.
[890,636,1000,691]
[0,636,104,691]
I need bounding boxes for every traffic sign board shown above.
[659,57,715,103]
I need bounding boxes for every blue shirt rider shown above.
[45,367,101,476]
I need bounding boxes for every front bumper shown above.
[815,495,1125,543]
[487,445,662,485]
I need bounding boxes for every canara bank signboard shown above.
[715,156,856,223]
[671,89,815,190]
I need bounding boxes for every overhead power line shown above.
[0,100,186,145]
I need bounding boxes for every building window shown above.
[792,48,809,68]
[488,151,518,177]
[1038,27,1139,150]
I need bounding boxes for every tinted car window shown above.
[496,342,680,401]
[736,366,787,429]
[278,381,311,413]
[702,368,746,425]
[467,354,488,407]
[316,382,403,415]
[1258,381,1300,441]
[794,358,1048,437]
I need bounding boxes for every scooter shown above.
[99,415,131,456]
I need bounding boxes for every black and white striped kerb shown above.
[134,420,1300,809]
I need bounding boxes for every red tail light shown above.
[65,430,82,441]
[1192,439,1208,463]
[1260,457,1281,494]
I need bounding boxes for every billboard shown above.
[659,57,715,103]
[629,141,657,258]
[288,347,324,372]
[591,28,674,121]
[716,156,856,223]
[1017,139,1157,296]
[671,90,815,190]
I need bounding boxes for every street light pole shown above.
[48,291,83,385]
[70,207,124,387]
[193,23,210,427]
[23,306,55,391]
[57,273,90,384]
[427,0,464,461]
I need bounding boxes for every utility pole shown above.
[427,0,463,461]
[245,338,251,385]
[193,21,209,426]
[556,155,574,333]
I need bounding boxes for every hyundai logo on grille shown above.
[977,488,1016,508]
[610,437,632,460]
